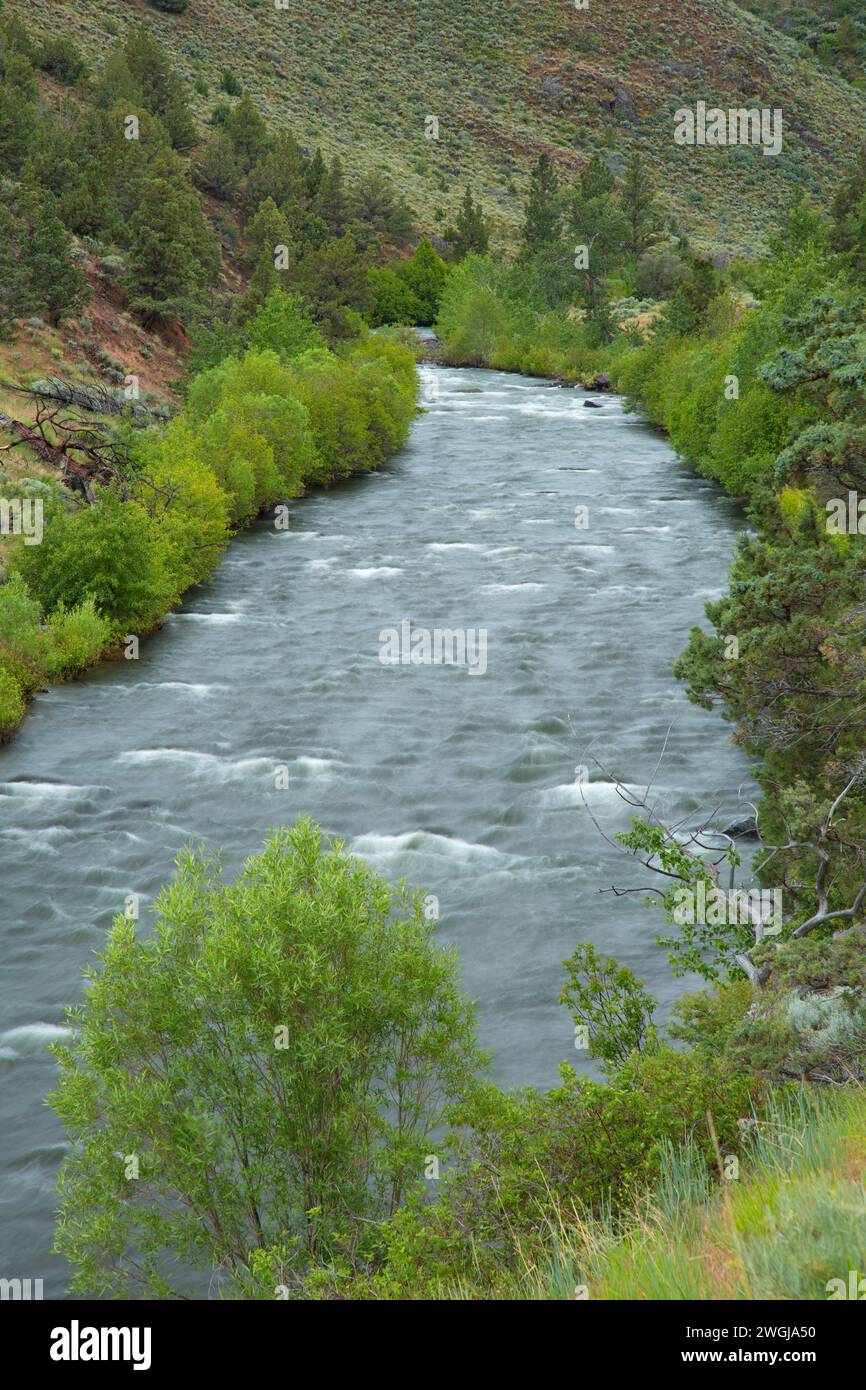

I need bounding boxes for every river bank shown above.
[0,329,419,746]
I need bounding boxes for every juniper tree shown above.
[27,194,87,326]
[313,155,350,237]
[446,187,490,261]
[224,93,270,174]
[0,204,33,335]
[620,150,660,256]
[520,152,560,257]
[124,162,220,324]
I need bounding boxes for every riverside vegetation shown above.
[2,10,865,1300]
[0,15,420,740]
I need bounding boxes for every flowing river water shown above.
[0,362,756,1291]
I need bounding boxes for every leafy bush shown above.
[0,665,25,738]
[245,290,325,361]
[187,348,320,495]
[49,820,483,1297]
[634,246,686,299]
[41,599,112,680]
[559,942,658,1068]
[358,1045,758,1299]
[0,571,44,694]
[368,266,421,326]
[132,430,232,590]
[436,256,511,364]
[13,490,177,634]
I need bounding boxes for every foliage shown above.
[40,598,112,680]
[245,289,325,361]
[27,192,88,325]
[559,942,658,1067]
[445,187,490,261]
[12,489,177,633]
[37,35,87,84]
[49,820,483,1297]
[0,663,24,737]
[125,160,221,325]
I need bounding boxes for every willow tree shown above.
[49,820,483,1298]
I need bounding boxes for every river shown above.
[0,363,755,1291]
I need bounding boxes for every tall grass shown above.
[454,1087,866,1299]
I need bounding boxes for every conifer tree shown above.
[521,152,560,257]
[295,232,373,340]
[446,188,490,261]
[97,28,197,150]
[224,93,270,173]
[621,151,660,256]
[244,131,306,209]
[580,153,615,201]
[304,148,326,199]
[194,132,243,202]
[351,170,414,243]
[125,163,220,324]
[0,204,32,336]
[244,197,294,271]
[27,194,88,325]
[314,155,350,237]
[0,46,39,172]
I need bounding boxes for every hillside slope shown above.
[13,0,866,257]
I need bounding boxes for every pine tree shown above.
[0,204,32,337]
[580,154,615,201]
[224,93,270,173]
[351,170,414,243]
[446,188,490,261]
[565,181,628,344]
[244,132,305,209]
[27,194,87,325]
[125,164,220,324]
[194,133,243,202]
[295,232,373,341]
[521,153,560,257]
[314,155,350,237]
[830,143,866,277]
[244,197,294,271]
[621,151,660,256]
[304,148,326,199]
[662,255,720,335]
[98,28,197,150]
[125,26,197,148]
[0,49,39,173]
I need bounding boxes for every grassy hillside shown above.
[12,0,866,257]
[740,0,866,91]
[527,1087,866,1302]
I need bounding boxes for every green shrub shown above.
[0,572,43,694]
[40,598,112,680]
[0,664,25,737]
[359,1044,759,1299]
[367,266,421,326]
[49,820,483,1298]
[245,290,325,362]
[38,36,88,84]
[13,491,177,633]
